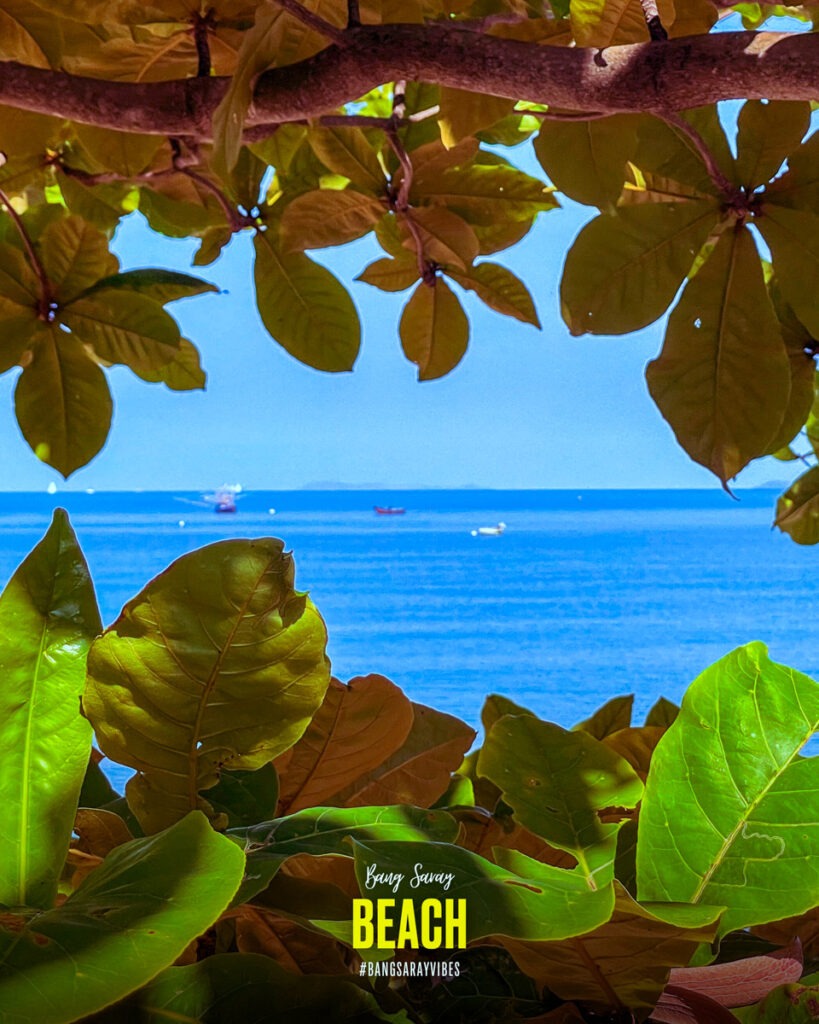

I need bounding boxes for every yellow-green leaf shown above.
[401,207,479,271]
[136,337,206,391]
[254,231,361,372]
[83,538,331,833]
[400,278,469,380]
[775,466,819,545]
[438,87,515,149]
[14,325,113,477]
[449,262,540,326]
[561,200,721,336]
[570,0,673,47]
[280,190,385,252]
[634,108,735,197]
[355,256,419,292]
[647,225,790,482]
[39,215,118,304]
[757,203,819,338]
[306,126,386,193]
[534,116,639,208]
[73,124,166,179]
[735,100,810,190]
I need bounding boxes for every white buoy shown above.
[178,519,186,527]
[47,482,57,495]
[268,508,276,515]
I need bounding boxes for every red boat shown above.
[374,506,406,515]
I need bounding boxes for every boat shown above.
[471,522,506,537]
[175,484,244,514]
[374,506,406,515]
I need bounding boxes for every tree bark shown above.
[0,26,817,139]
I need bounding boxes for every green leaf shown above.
[634,109,735,197]
[560,200,721,336]
[280,189,385,252]
[500,883,721,1014]
[38,214,118,303]
[763,275,816,456]
[0,510,100,909]
[448,262,540,327]
[61,288,182,376]
[645,696,679,728]
[0,312,38,373]
[103,953,410,1023]
[570,0,658,46]
[230,804,458,904]
[0,813,245,1024]
[73,124,165,178]
[14,325,113,477]
[207,764,279,829]
[735,101,810,189]
[637,642,819,934]
[352,839,615,942]
[83,538,331,834]
[774,465,819,545]
[401,207,479,271]
[355,256,419,293]
[534,115,639,208]
[307,126,386,193]
[400,278,469,381]
[478,715,643,888]
[763,130,819,212]
[83,268,217,304]
[573,694,633,739]
[742,980,819,1023]
[56,170,132,234]
[438,88,515,148]
[757,204,819,338]
[646,224,791,482]
[254,231,361,372]
[136,337,207,391]
[0,240,41,309]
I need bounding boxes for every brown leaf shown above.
[73,808,134,859]
[650,985,749,1023]
[235,907,354,975]
[755,908,819,963]
[603,726,666,781]
[456,807,577,870]
[667,941,803,1008]
[275,674,414,814]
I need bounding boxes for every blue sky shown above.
[0,141,792,492]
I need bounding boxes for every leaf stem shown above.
[638,0,669,41]
[0,183,53,318]
[347,0,360,27]
[192,11,214,77]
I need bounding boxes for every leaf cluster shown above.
[3,515,819,1021]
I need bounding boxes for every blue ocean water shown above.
[0,489,814,780]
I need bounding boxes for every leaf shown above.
[307,126,386,192]
[400,278,469,381]
[74,124,166,178]
[762,130,819,213]
[534,115,639,208]
[646,696,679,727]
[235,908,352,974]
[136,337,207,391]
[254,231,361,372]
[570,0,674,46]
[0,813,245,1024]
[355,256,419,293]
[38,215,118,303]
[651,985,745,1023]
[603,726,666,780]
[55,171,131,234]
[646,224,791,482]
[478,715,643,888]
[206,764,280,830]
[279,190,385,252]
[101,953,409,1023]
[0,312,38,373]
[757,203,819,338]
[668,941,802,1009]
[0,240,41,308]
[560,200,721,336]
[500,883,721,1013]
[634,109,735,197]
[448,262,540,327]
[764,276,816,455]
[14,325,113,476]
[275,674,415,815]
[61,288,183,376]
[774,465,819,545]
[735,101,811,189]
[82,538,331,833]
[83,268,218,304]
[79,753,119,808]
[329,701,476,808]
[401,206,479,271]
[231,804,458,904]
[437,88,515,148]
[0,511,100,909]
[574,694,634,739]
[742,980,819,1022]
[636,642,819,935]
[352,839,615,942]
[73,807,134,859]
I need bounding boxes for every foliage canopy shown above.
[1,1,819,534]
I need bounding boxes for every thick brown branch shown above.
[0,27,818,140]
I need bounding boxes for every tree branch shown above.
[0,28,818,140]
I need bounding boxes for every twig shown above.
[347,0,360,27]
[638,0,668,41]
[273,0,347,46]
[660,112,738,199]
[384,89,431,283]
[192,11,214,77]
[0,182,53,318]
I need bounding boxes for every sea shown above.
[0,489,814,788]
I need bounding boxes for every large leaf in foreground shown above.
[646,225,790,482]
[500,883,721,1014]
[352,840,614,942]
[94,954,408,1023]
[0,813,245,1024]
[0,510,100,909]
[478,715,643,889]
[83,539,330,833]
[637,643,819,934]
[400,278,469,381]
[254,231,360,372]
[230,804,458,904]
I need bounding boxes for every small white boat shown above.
[471,522,506,537]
